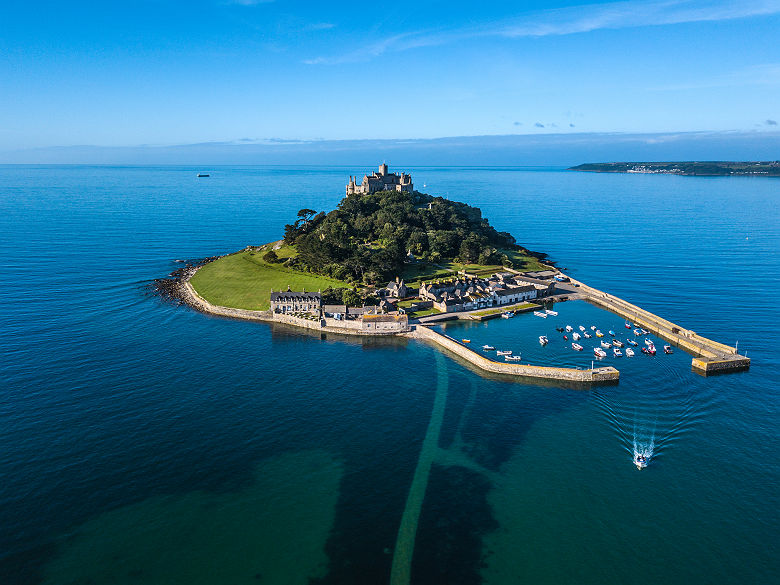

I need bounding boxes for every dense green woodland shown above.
[280,190,518,284]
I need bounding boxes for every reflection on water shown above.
[42,450,343,585]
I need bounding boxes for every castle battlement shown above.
[347,164,413,196]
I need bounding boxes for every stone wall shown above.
[413,326,619,384]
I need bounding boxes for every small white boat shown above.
[613,347,623,357]
[501,311,514,319]
[533,311,548,318]
[505,355,523,361]
[633,328,642,336]
[578,325,586,332]
[633,453,648,470]
[482,345,495,351]
[664,345,674,354]
[572,332,581,341]
[583,332,592,338]
[640,329,649,335]
[572,342,583,351]
[644,338,653,346]
[627,339,638,346]
[496,350,512,356]
[625,347,635,357]
[545,309,558,316]
[600,340,611,349]
[612,340,624,348]
[594,347,607,358]
[539,335,549,346]
[590,325,597,330]
[565,325,573,332]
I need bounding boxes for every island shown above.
[157,164,749,383]
[569,161,780,176]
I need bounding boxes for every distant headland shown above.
[569,161,780,176]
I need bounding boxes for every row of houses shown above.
[419,273,554,313]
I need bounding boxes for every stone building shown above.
[270,288,321,314]
[346,164,413,196]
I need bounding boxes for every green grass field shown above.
[190,249,347,310]
[401,250,550,286]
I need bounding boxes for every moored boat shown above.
[505,355,523,361]
[590,325,597,331]
[545,309,558,316]
[533,311,548,318]
[578,325,586,332]
[572,342,583,351]
[600,340,611,349]
[539,335,549,346]
[625,347,635,357]
[462,339,471,343]
[612,340,624,348]
[633,328,642,336]
[640,328,649,335]
[625,321,631,328]
[613,347,623,357]
[496,350,512,356]
[572,332,581,340]
[608,330,616,336]
[627,339,638,346]
[594,347,607,358]
[583,332,592,338]
[501,311,514,319]
[565,325,573,332]
[556,326,564,332]
[482,345,495,351]
[644,338,653,346]
[595,330,604,337]
[664,345,673,354]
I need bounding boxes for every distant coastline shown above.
[569,161,780,176]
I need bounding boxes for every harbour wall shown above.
[568,278,750,374]
[413,325,619,385]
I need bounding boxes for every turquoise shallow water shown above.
[1,165,778,584]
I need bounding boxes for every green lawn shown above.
[408,307,441,318]
[190,250,347,310]
[401,249,551,286]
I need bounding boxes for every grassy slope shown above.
[402,249,550,286]
[190,249,347,310]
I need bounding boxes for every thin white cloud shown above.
[651,63,780,90]
[305,0,780,65]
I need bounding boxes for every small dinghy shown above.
[578,325,586,332]
[625,321,631,328]
[608,330,616,336]
[565,325,573,332]
[462,339,471,343]
[583,332,592,338]
[633,328,642,336]
[572,332,581,340]
[533,311,548,318]
[625,347,635,357]
[571,342,583,351]
[556,327,564,332]
[501,311,514,319]
[627,339,638,346]
[595,330,604,337]
[594,347,607,358]
[539,335,549,346]
[482,345,495,351]
[505,355,523,361]
[613,347,623,357]
[600,341,611,349]
[612,340,624,348]
[664,345,674,354]
[496,350,512,356]
[545,309,558,316]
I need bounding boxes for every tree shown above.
[263,249,279,263]
[342,288,362,307]
[296,209,317,230]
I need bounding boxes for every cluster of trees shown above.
[281,190,518,284]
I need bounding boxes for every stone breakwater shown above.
[412,325,619,386]
[569,277,750,375]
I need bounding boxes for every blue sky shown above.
[1,0,779,150]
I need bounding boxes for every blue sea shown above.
[1,165,778,584]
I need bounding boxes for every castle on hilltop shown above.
[346,164,413,196]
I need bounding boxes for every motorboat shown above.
[613,347,623,357]
[583,332,591,338]
[505,355,523,361]
[534,311,548,318]
[595,330,604,337]
[539,335,549,346]
[612,340,624,348]
[590,325,597,330]
[641,345,656,355]
[600,340,611,349]
[572,342,583,351]
[572,332,581,340]
[608,330,616,336]
[501,311,514,319]
[556,327,565,332]
[545,309,558,316]
[664,345,674,354]
[625,347,635,357]
[594,347,607,358]
[563,335,568,340]
[625,321,631,328]
[644,338,653,346]
[578,325,586,332]
[197,173,210,177]
[627,339,638,346]
[462,339,471,343]
[496,350,512,356]
[640,328,649,335]
[482,345,495,351]
[633,453,648,470]
[633,328,642,336]
[565,325,573,332]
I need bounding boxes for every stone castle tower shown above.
[346,164,413,196]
